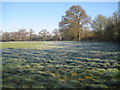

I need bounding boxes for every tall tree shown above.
[59,5,90,41]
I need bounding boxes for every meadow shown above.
[2,41,120,88]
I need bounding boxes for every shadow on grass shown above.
[2,41,120,88]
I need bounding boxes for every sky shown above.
[2,2,118,34]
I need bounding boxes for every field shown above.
[2,41,120,88]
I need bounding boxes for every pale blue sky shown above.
[2,2,118,34]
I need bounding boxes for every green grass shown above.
[2,41,120,88]
[2,42,52,49]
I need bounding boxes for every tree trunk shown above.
[78,30,81,41]
[78,27,82,41]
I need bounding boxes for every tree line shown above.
[1,5,120,42]
[1,28,60,41]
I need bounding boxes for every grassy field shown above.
[2,41,120,88]
[2,42,54,49]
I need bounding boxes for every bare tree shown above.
[10,32,19,41]
[39,29,50,41]
[18,28,28,41]
[52,29,61,41]
[91,15,107,40]
[2,32,11,41]
[29,29,34,41]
